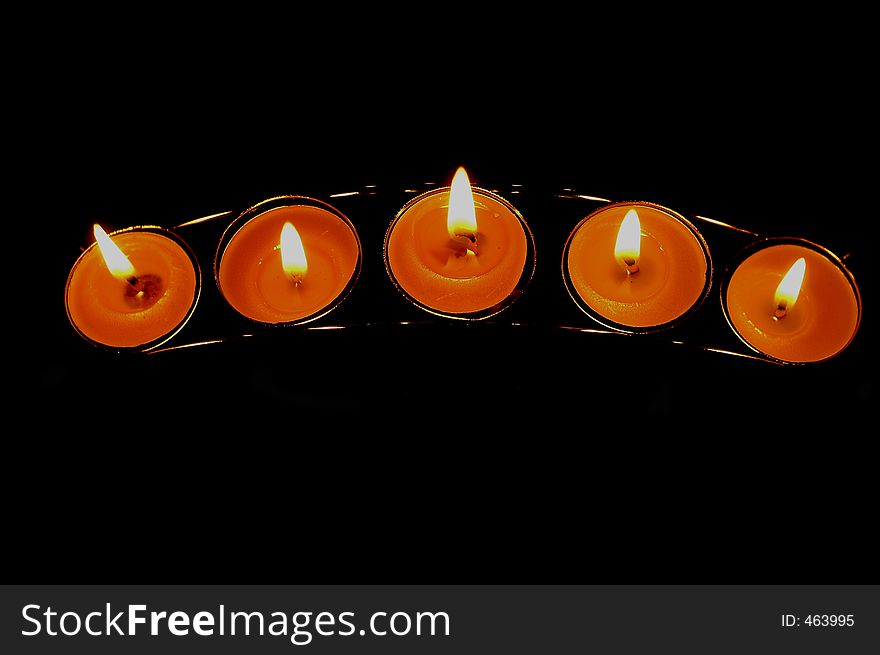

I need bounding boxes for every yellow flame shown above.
[93,224,135,279]
[280,222,308,279]
[774,257,806,311]
[614,209,641,268]
[447,166,478,239]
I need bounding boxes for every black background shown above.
[20,15,874,585]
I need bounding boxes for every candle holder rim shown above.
[64,224,202,353]
[718,235,862,365]
[383,184,537,321]
[214,195,363,327]
[561,200,714,334]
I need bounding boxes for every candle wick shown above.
[452,229,480,256]
[122,273,163,307]
[622,257,639,275]
[774,302,787,320]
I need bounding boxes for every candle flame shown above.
[93,224,136,280]
[774,257,806,313]
[614,209,641,272]
[447,166,478,239]
[280,222,308,280]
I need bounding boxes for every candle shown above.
[216,197,361,325]
[563,202,711,331]
[65,225,200,350]
[384,167,535,318]
[723,239,861,363]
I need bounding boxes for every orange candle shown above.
[564,202,711,331]
[217,197,361,325]
[65,225,200,350]
[384,167,535,318]
[723,239,861,363]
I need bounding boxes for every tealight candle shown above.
[722,239,861,363]
[384,167,535,318]
[65,225,200,350]
[216,196,361,325]
[563,202,712,331]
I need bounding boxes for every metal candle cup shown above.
[65,226,201,351]
[384,176,535,320]
[216,196,362,326]
[563,201,712,332]
[722,238,861,364]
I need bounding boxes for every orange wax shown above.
[217,203,361,324]
[65,229,199,349]
[385,188,533,317]
[724,242,860,363]
[565,202,711,330]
